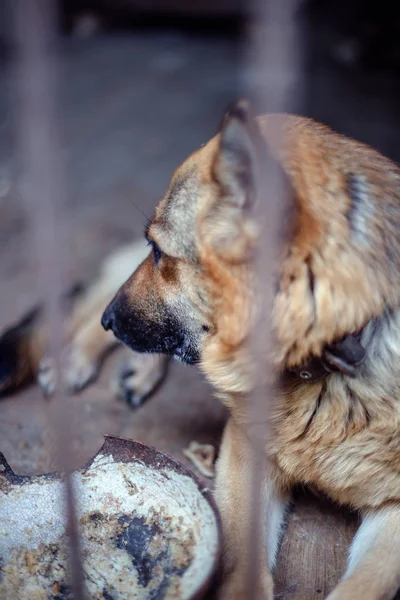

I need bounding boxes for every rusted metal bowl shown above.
[0,435,221,600]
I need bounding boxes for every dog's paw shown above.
[37,357,57,398]
[115,366,147,408]
[64,347,99,393]
[38,349,99,397]
[113,353,168,409]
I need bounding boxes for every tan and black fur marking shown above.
[0,307,43,396]
[103,100,400,599]
[0,240,169,405]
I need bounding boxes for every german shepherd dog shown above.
[101,100,400,599]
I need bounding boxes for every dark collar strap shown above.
[287,331,366,383]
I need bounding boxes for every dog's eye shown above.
[149,240,163,266]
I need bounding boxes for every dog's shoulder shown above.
[263,115,400,368]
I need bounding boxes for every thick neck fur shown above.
[269,306,400,507]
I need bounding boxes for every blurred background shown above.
[0,0,399,597]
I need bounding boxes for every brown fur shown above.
[104,101,400,599]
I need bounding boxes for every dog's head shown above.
[102,99,396,393]
[101,100,265,374]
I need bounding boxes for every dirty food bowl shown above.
[0,435,221,600]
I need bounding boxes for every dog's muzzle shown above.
[101,293,199,364]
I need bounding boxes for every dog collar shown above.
[286,331,366,383]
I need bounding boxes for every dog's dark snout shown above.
[102,291,129,334]
[101,302,116,332]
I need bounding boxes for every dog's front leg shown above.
[215,416,289,600]
[326,504,400,600]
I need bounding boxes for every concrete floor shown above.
[0,19,399,599]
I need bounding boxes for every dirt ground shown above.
[0,16,400,599]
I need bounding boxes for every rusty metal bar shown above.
[13,0,85,597]
[245,1,303,597]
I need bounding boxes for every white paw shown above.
[38,350,99,397]
[113,355,168,409]
[37,358,57,398]
[114,366,150,408]
[64,348,99,393]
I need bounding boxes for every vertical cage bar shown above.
[244,1,303,597]
[13,0,85,597]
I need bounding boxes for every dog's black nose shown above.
[101,303,115,332]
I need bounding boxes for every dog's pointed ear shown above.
[214,99,262,209]
[204,99,296,261]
